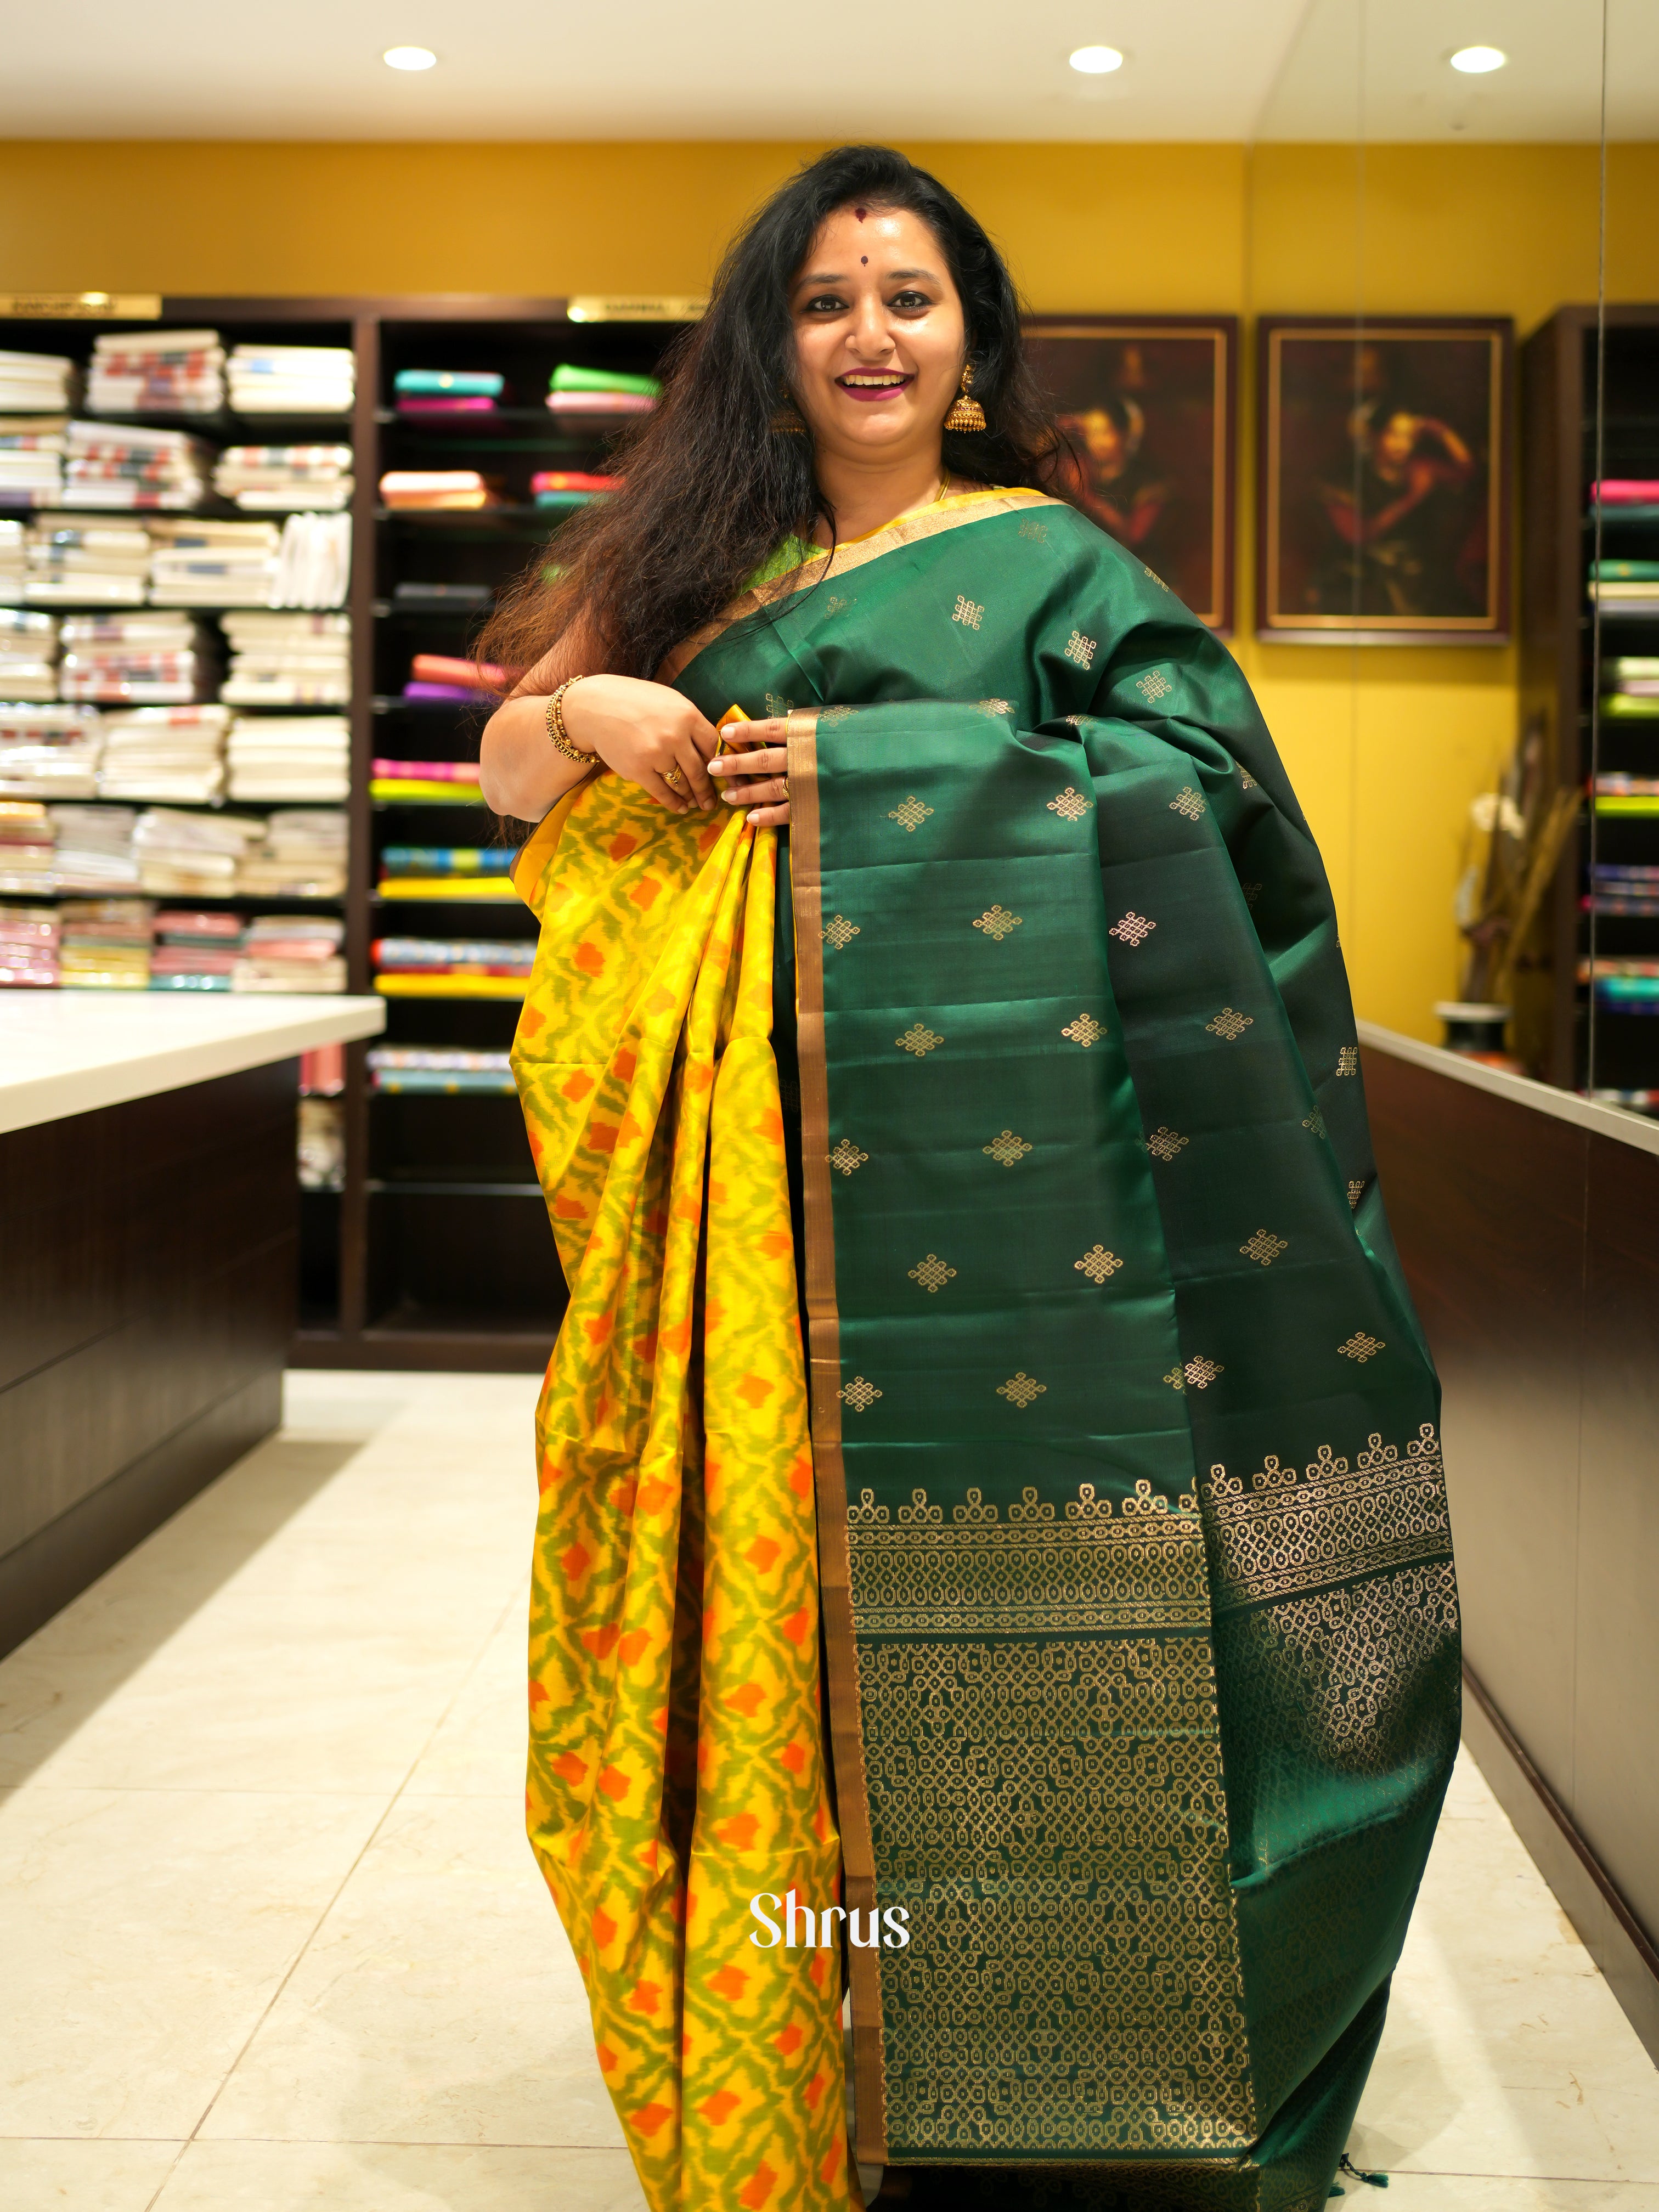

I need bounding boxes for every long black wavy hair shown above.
[477,143,1068,684]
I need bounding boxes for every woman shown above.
[479,146,1459,2212]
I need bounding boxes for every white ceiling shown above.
[0,0,1647,142]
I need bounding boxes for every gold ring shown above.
[663,764,687,793]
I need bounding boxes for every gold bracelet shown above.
[545,675,597,763]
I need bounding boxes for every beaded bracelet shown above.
[545,675,597,763]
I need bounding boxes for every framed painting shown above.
[1256,317,1513,644]
[1024,315,1237,633]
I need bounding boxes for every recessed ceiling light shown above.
[1449,45,1506,74]
[383,45,437,70]
[1069,44,1124,75]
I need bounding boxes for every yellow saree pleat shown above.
[511,780,854,2212]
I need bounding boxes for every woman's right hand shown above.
[562,675,720,816]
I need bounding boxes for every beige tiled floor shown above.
[2,1370,1656,2210]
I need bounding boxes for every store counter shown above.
[1359,1020,1659,2063]
[0,994,384,1657]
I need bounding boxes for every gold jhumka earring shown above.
[944,360,987,432]
[770,385,809,435]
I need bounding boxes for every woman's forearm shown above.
[479,692,593,822]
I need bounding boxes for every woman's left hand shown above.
[708,718,790,828]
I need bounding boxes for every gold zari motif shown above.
[972,904,1022,941]
[1206,1007,1252,1041]
[830,1137,868,1175]
[839,1375,883,1412]
[1348,1178,1365,1209]
[1337,1046,1359,1076]
[896,1022,944,1057]
[1109,911,1155,947]
[1062,1013,1105,1047]
[1170,785,1207,820]
[1166,1355,1224,1392]
[889,797,933,833]
[1075,1244,1123,1282]
[1302,1108,1327,1138]
[1136,668,1173,704]
[953,595,985,630]
[1047,786,1093,822]
[1064,630,1097,670]
[1201,1426,1451,1609]
[909,1253,956,1294]
[1146,1125,1188,1161]
[996,1370,1046,1408]
[822,914,860,950]
[1338,1331,1385,1363]
[983,1128,1032,1165]
[1240,1229,1287,1267]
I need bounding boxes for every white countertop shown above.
[0,993,385,1136]
[1358,1018,1659,1161]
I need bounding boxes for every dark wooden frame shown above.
[1023,314,1238,634]
[1255,314,1514,645]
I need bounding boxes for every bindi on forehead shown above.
[855,206,867,221]
[861,256,868,266]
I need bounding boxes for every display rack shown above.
[1522,304,1659,1097]
[0,296,692,1370]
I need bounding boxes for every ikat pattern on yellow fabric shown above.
[509,783,854,2212]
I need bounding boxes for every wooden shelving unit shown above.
[1521,303,1659,1093]
[0,294,691,1370]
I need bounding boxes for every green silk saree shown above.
[664,487,1458,2206]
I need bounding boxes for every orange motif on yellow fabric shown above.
[510,779,854,2212]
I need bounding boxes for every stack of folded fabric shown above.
[149,909,244,990]
[379,470,501,511]
[88,331,223,416]
[58,613,212,703]
[227,346,354,415]
[239,808,348,897]
[377,844,514,901]
[61,423,209,510]
[403,652,504,703]
[0,422,65,506]
[372,934,535,998]
[0,708,101,797]
[368,1046,515,1093]
[298,1097,346,1188]
[0,611,58,699]
[0,902,59,986]
[235,913,346,992]
[134,807,262,896]
[1587,864,1659,917]
[0,353,77,411]
[58,896,153,987]
[49,804,139,889]
[370,756,481,802]
[0,802,55,894]
[1602,656,1659,717]
[1593,774,1659,815]
[0,519,26,597]
[1579,955,1659,1011]
[532,470,621,512]
[227,714,350,800]
[392,580,490,613]
[149,517,281,606]
[26,516,150,604]
[213,445,353,510]
[97,707,230,802]
[394,369,503,416]
[273,512,351,608]
[545,363,659,418]
[221,611,351,704]
[1589,560,1659,608]
[1590,478,1659,517]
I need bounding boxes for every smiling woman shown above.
[479,144,1458,2212]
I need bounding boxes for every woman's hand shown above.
[708,717,790,828]
[562,675,720,815]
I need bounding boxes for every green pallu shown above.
[670,492,1459,2208]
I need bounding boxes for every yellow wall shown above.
[3,136,1657,1038]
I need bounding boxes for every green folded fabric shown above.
[548,363,661,398]
[395,369,504,397]
[1591,560,1659,581]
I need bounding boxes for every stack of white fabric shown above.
[0,707,101,798]
[58,613,211,703]
[61,422,209,511]
[98,706,230,802]
[0,799,55,895]
[226,714,349,801]
[149,519,280,606]
[239,807,348,897]
[220,612,350,705]
[234,912,346,992]
[0,611,58,701]
[213,445,352,510]
[0,353,77,411]
[133,805,263,896]
[26,517,150,605]
[227,346,354,415]
[0,519,26,600]
[88,330,224,415]
[273,512,351,608]
[0,422,65,506]
[48,803,140,890]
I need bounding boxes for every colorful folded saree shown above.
[510,487,1459,2212]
